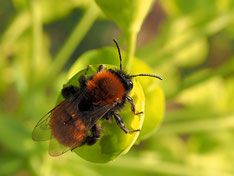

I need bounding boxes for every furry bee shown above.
[32,40,162,156]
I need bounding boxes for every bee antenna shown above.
[131,74,162,80]
[113,39,122,71]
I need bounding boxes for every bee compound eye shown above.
[130,80,133,87]
[127,80,133,90]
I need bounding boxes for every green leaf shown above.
[94,0,155,69]
[95,0,154,33]
[160,0,217,16]
[41,0,89,22]
[0,116,35,156]
[0,153,23,176]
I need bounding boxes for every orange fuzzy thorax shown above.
[86,71,125,104]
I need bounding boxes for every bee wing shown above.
[84,103,115,129]
[48,103,114,156]
[32,108,55,141]
[49,137,71,156]
[32,103,73,156]
[32,89,86,141]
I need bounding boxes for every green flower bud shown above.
[57,65,144,163]
[95,0,154,33]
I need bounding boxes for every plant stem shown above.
[31,0,42,85]
[0,12,30,53]
[86,156,212,176]
[159,115,234,135]
[49,3,99,78]
[125,31,137,71]
[137,11,234,68]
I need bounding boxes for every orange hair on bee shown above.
[86,71,125,104]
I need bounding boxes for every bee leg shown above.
[78,64,91,86]
[103,111,113,122]
[126,96,143,115]
[71,147,76,152]
[79,65,106,87]
[78,75,87,87]
[85,124,102,145]
[97,64,106,72]
[113,112,140,133]
[62,85,79,99]
[79,65,106,86]
[84,64,90,75]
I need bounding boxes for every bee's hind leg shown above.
[85,124,102,145]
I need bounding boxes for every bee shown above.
[32,40,162,156]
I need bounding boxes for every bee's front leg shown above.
[113,112,140,133]
[126,96,143,115]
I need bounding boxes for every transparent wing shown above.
[84,103,115,129]
[32,109,55,141]
[48,103,114,156]
[49,137,70,156]
[32,89,87,141]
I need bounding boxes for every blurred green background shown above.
[1,0,234,175]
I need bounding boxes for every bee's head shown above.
[113,39,162,89]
